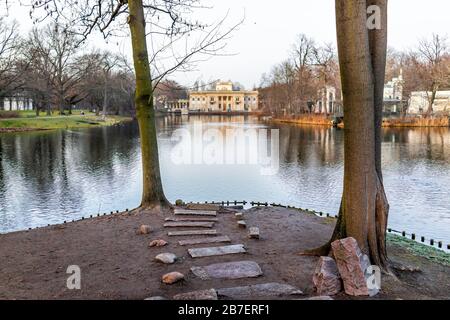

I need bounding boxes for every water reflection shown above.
[0,116,449,245]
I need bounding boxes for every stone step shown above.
[165,217,219,222]
[168,230,218,237]
[217,283,304,299]
[186,203,221,211]
[174,209,217,217]
[179,236,231,246]
[191,260,263,280]
[188,244,246,258]
[163,221,215,228]
[173,289,218,300]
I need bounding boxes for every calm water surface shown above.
[0,116,449,245]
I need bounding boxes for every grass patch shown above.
[0,114,132,131]
[387,234,450,267]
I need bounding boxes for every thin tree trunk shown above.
[102,74,108,119]
[304,0,390,271]
[128,0,170,209]
[427,86,437,117]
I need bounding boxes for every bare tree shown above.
[310,43,339,116]
[27,0,241,210]
[97,51,126,118]
[26,24,89,115]
[415,34,449,116]
[0,18,23,109]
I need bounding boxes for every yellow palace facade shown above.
[189,81,259,113]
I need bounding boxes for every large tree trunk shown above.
[128,0,170,209]
[305,0,390,271]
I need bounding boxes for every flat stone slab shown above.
[144,296,168,300]
[303,296,334,300]
[186,203,221,211]
[168,230,218,237]
[179,236,231,246]
[237,220,247,228]
[249,227,260,239]
[191,260,263,280]
[217,283,303,299]
[188,244,246,258]
[174,209,217,216]
[164,221,215,228]
[165,217,219,222]
[173,289,218,300]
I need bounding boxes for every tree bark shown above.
[102,72,109,119]
[304,0,390,271]
[427,84,437,117]
[128,0,170,209]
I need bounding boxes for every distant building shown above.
[408,91,450,115]
[166,99,189,115]
[1,93,33,111]
[383,71,406,114]
[189,80,259,113]
[315,86,338,114]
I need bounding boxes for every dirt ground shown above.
[0,206,449,300]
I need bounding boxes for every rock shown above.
[235,212,244,219]
[237,220,247,228]
[145,296,168,300]
[137,225,151,235]
[173,289,218,300]
[175,199,184,206]
[162,272,185,284]
[304,296,334,300]
[248,227,260,239]
[217,283,303,299]
[331,237,376,296]
[191,260,263,280]
[313,256,342,296]
[149,239,168,247]
[155,253,177,264]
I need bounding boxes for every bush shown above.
[0,111,20,119]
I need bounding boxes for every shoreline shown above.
[0,114,133,134]
[270,116,450,128]
[0,206,448,300]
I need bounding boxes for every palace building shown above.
[189,81,259,113]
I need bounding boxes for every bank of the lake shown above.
[0,206,448,300]
[270,115,450,128]
[0,110,132,133]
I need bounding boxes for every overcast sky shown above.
[3,0,450,88]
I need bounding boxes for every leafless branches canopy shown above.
[29,0,242,88]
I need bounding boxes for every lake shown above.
[0,115,449,246]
